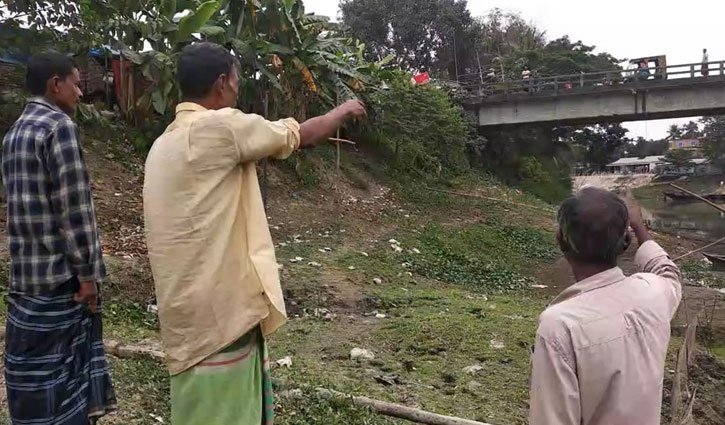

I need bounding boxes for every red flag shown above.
[413,72,430,84]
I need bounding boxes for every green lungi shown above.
[171,327,274,425]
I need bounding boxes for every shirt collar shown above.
[176,102,208,114]
[549,266,626,306]
[28,96,63,113]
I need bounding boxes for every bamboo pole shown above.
[672,236,725,262]
[424,187,555,213]
[669,183,725,215]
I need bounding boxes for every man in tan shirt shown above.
[143,42,365,424]
[530,187,682,425]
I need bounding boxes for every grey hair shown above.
[556,187,630,265]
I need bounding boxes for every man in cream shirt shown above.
[143,42,365,425]
[530,187,682,425]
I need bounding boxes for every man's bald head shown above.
[557,187,630,266]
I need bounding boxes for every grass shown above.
[405,223,556,291]
[103,300,160,343]
[679,259,725,289]
[277,392,402,425]
[713,346,725,361]
[269,284,546,425]
[104,357,170,424]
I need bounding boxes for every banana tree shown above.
[220,0,380,121]
[103,0,223,118]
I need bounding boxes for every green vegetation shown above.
[403,223,555,291]
[679,260,725,289]
[107,357,171,424]
[663,149,694,169]
[713,346,725,361]
[277,393,401,425]
[364,74,472,176]
[270,284,546,425]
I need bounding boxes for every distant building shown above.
[606,155,718,176]
[606,155,664,174]
[669,138,704,157]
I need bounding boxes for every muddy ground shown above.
[0,134,722,424]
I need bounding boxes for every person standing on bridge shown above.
[522,66,532,92]
[529,187,681,425]
[702,48,709,76]
[143,42,366,425]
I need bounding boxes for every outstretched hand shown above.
[338,99,367,121]
[298,100,367,148]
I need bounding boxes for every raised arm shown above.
[227,100,366,163]
[627,191,682,314]
[298,100,366,148]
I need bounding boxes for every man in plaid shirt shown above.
[1,51,116,424]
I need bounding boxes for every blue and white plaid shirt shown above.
[2,97,105,294]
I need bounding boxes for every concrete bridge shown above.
[461,61,725,128]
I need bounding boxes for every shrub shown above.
[363,74,472,177]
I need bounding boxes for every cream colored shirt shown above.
[530,240,681,425]
[143,102,300,375]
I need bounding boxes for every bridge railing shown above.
[448,60,725,99]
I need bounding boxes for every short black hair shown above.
[26,51,76,96]
[178,42,238,99]
[556,187,630,266]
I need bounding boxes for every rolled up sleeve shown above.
[225,109,300,162]
[634,240,682,315]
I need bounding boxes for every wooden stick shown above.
[104,340,166,361]
[669,183,725,215]
[329,137,356,145]
[307,387,492,425]
[348,394,492,425]
[672,236,725,261]
[424,187,555,213]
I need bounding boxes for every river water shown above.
[635,185,725,250]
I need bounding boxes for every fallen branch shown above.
[672,236,725,262]
[424,187,555,213]
[104,340,166,361]
[291,386,492,425]
[344,393,491,425]
[0,328,165,361]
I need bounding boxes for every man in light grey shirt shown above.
[530,187,681,425]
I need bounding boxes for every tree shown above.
[340,0,477,77]
[1,0,384,122]
[627,137,668,158]
[572,123,630,171]
[667,124,683,140]
[681,120,702,138]
[702,116,725,170]
[663,149,694,169]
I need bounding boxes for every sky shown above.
[303,0,725,140]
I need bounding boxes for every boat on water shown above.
[703,252,725,271]
[662,191,725,203]
[703,252,725,263]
